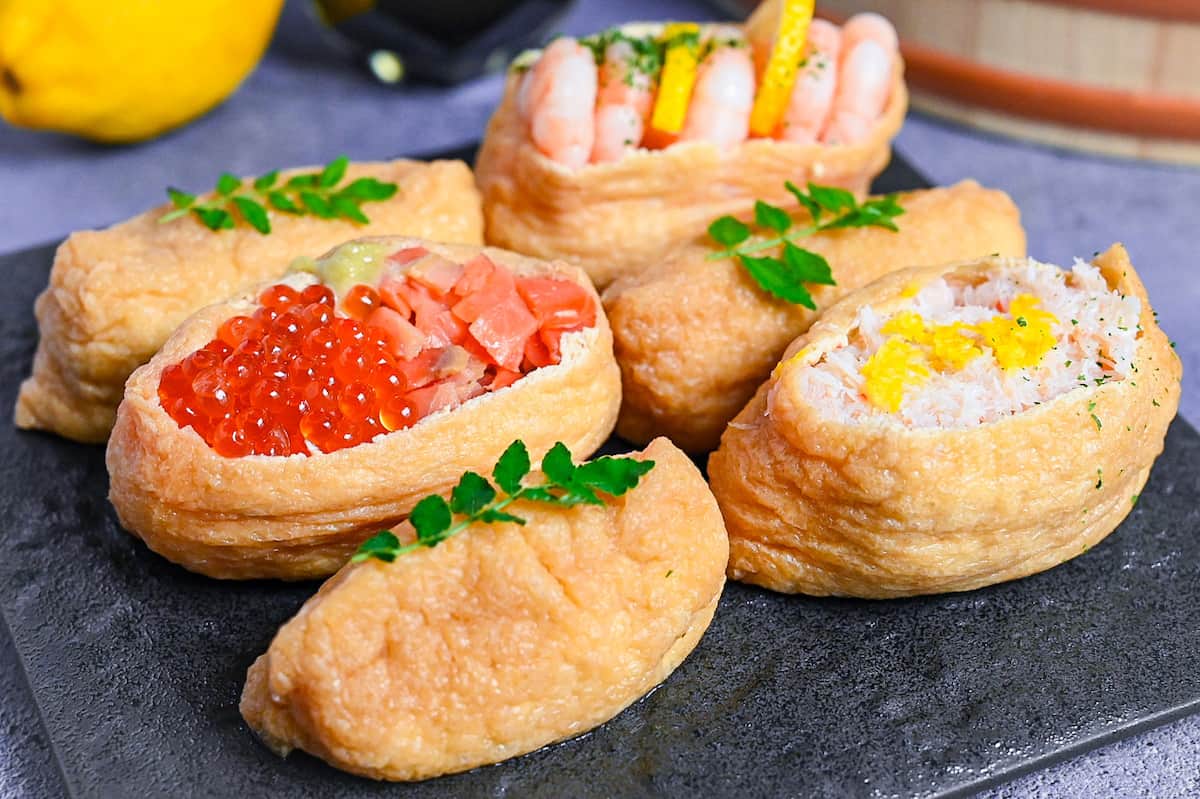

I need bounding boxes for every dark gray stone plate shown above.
[2,153,1197,798]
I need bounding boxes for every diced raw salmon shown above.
[516,277,596,330]
[378,275,413,319]
[396,280,442,319]
[422,308,468,349]
[453,254,498,297]
[460,334,497,367]
[406,381,460,417]
[542,327,566,362]
[451,263,518,324]
[344,255,598,433]
[470,294,538,371]
[408,254,464,297]
[394,348,443,389]
[490,367,521,390]
[368,306,424,361]
[523,328,555,369]
[393,280,466,347]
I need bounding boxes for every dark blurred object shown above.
[703,0,753,17]
[313,0,576,85]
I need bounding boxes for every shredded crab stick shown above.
[517,11,898,167]
[778,18,840,143]
[791,260,1141,428]
[158,245,597,456]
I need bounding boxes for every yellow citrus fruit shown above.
[749,0,815,137]
[650,22,701,136]
[0,0,284,143]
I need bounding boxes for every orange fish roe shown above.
[158,250,597,457]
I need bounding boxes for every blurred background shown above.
[2,0,1199,250]
[1,0,1199,796]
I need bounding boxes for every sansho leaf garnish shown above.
[352,440,655,564]
[580,28,665,80]
[159,156,398,235]
[706,182,905,309]
[579,25,738,84]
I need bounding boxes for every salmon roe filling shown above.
[158,249,596,457]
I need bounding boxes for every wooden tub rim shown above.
[817,6,1200,141]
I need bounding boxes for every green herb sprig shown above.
[352,440,655,564]
[707,182,905,309]
[159,156,398,235]
[580,28,665,80]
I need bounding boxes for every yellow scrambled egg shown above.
[862,294,1058,412]
[973,294,1059,371]
[861,337,930,412]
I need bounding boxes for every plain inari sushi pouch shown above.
[17,159,483,443]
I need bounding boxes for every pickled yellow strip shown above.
[650,23,701,135]
[749,0,815,137]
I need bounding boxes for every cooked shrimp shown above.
[591,38,656,164]
[818,12,897,144]
[820,39,891,145]
[840,12,899,59]
[678,42,755,149]
[592,106,643,163]
[597,38,655,116]
[777,18,840,143]
[523,37,598,168]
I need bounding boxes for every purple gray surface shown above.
[1,0,1198,796]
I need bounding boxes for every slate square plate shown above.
[2,152,1198,798]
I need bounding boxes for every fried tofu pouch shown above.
[240,438,727,781]
[605,181,1026,453]
[17,160,483,444]
[474,27,906,289]
[709,245,1181,598]
[107,238,620,581]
